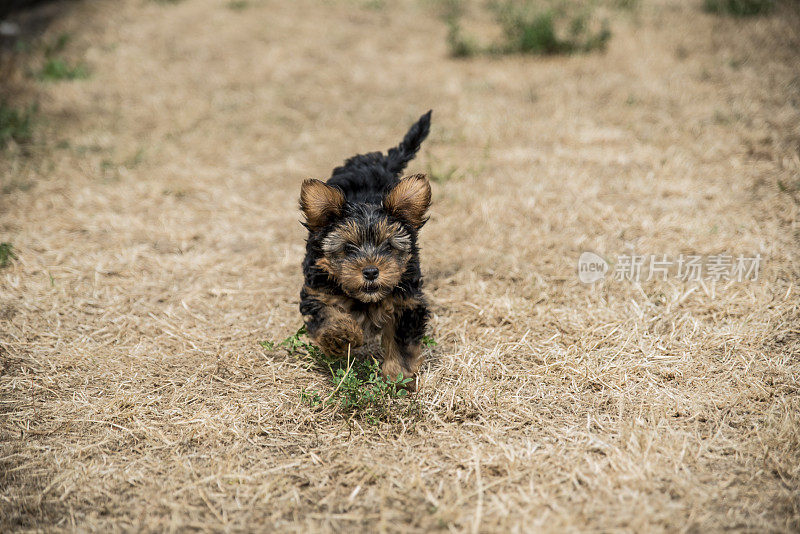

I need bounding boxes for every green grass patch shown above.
[261,326,423,425]
[36,32,89,81]
[446,19,481,58]
[0,243,17,268]
[227,0,249,10]
[0,102,36,148]
[443,0,611,58]
[37,57,89,81]
[703,0,775,16]
[496,9,564,55]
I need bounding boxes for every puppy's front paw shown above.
[315,316,363,358]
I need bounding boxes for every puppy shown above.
[299,111,433,389]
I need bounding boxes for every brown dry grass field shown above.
[1,0,799,531]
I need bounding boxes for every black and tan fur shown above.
[299,111,433,389]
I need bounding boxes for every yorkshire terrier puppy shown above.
[299,110,433,389]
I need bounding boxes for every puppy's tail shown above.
[385,110,432,176]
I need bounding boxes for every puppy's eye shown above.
[345,243,360,254]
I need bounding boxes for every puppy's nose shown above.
[362,266,379,281]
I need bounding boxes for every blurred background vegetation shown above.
[0,0,785,153]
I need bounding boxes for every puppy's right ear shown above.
[300,179,345,230]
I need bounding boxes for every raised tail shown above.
[385,110,432,176]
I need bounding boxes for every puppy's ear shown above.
[300,179,346,230]
[384,174,431,229]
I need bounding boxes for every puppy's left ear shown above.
[384,174,431,229]
[300,179,346,230]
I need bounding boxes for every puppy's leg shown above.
[300,286,363,357]
[381,296,429,390]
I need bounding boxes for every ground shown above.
[1,0,799,531]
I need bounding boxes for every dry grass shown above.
[1,0,799,531]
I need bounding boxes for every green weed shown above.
[37,32,89,81]
[490,2,611,55]
[703,0,775,16]
[260,324,315,353]
[0,102,36,148]
[261,326,423,425]
[0,243,17,268]
[446,18,481,58]
[38,57,89,81]
[442,0,611,58]
[308,355,414,425]
[422,335,438,347]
